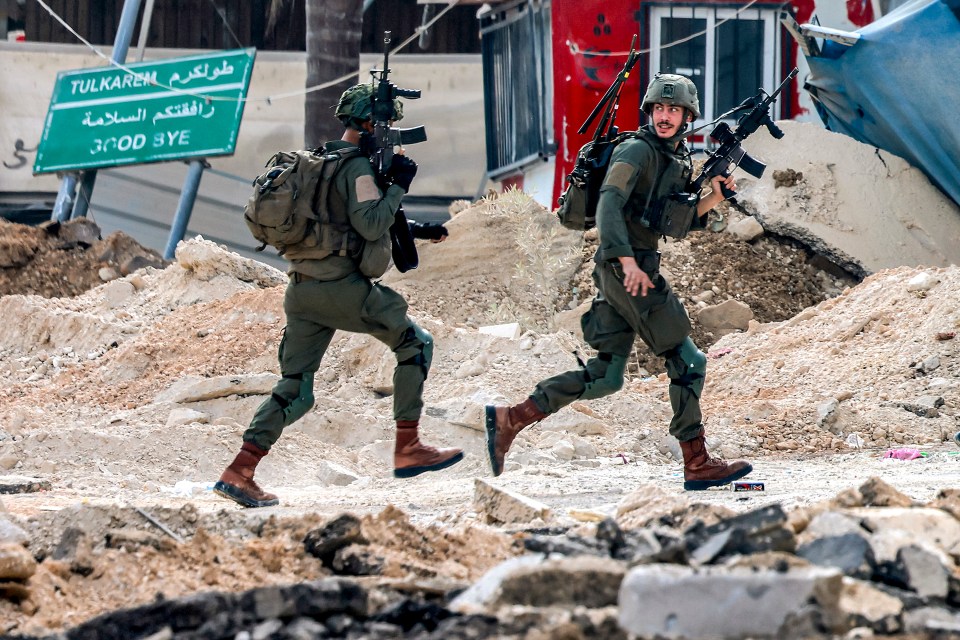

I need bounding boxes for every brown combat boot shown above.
[214,441,280,508]
[484,398,548,476]
[394,421,464,478]
[680,428,753,490]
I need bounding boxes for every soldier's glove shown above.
[409,222,448,241]
[386,155,418,193]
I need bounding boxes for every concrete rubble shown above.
[1,477,959,638]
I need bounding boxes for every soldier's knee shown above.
[580,353,627,400]
[273,373,315,425]
[663,337,706,397]
[396,325,433,377]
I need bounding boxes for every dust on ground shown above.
[1,126,959,635]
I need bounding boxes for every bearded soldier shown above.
[485,73,753,490]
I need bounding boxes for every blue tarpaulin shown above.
[805,0,960,206]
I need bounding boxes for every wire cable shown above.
[30,0,462,104]
[566,0,764,58]
[206,0,244,50]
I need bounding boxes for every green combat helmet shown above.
[335,83,404,130]
[641,73,700,119]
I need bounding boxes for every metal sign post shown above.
[50,0,143,222]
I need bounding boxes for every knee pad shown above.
[664,337,706,398]
[271,372,315,425]
[396,325,433,378]
[580,354,627,400]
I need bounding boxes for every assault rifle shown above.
[561,36,641,230]
[691,67,799,200]
[368,30,428,272]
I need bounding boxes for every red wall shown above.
[549,0,876,203]
[551,2,642,204]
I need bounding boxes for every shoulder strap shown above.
[312,147,366,224]
[312,147,368,256]
[636,136,669,212]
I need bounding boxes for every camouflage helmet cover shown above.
[335,83,404,129]
[641,73,700,119]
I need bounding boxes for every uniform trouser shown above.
[243,272,431,450]
[530,256,704,442]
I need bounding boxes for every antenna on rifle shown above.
[578,35,640,140]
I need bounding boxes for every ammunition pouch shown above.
[556,174,590,231]
[637,192,700,239]
[355,233,392,278]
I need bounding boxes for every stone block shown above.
[618,565,844,639]
[474,478,551,525]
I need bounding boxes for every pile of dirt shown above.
[1,124,959,636]
[0,218,166,299]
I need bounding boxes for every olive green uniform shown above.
[243,140,432,451]
[530,125,705,442]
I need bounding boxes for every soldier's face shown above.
[651,103,689,138]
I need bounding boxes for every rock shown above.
[838,577,903,634]
[494,555,626,608]
[796,533,876,579]
[800,511,866,542]
[165,407,209,428]
[98,266,120,282]
[0,475,51,494]
[316,460,360,487]
[474,478,551,525]
[539,410,608,436]
[898,544,950,598]
[0,515,28,545]
[478,323,522,340]
[899,395,944,418]
[0,543,36,581]
[618,565,844,639]
[850,507,960,559]
[696,299,754,336]
[906,272,939,292]
[303,514,367,568]
[103,280,137,309]
[858,477,914,508]
[726,216,765,241]
[154,373,279,403]
[332,545,385,576]
[450,554,546,613]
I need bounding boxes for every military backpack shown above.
[557,131,640,232]
[244,148,360,254]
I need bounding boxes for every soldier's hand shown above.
[711,173,736,198]
[618,256,653,297]
[386,155,418,193]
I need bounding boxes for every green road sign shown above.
[33,48,256,174]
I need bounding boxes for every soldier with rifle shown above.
[486,67,785,490]
[215,34,462,509]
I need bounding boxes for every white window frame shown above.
[649,5,781,130]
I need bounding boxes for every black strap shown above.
[639,137,669,214]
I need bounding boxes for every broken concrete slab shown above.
[474,478,551,525]
[618,564,844,639]
[740,121,960,277]
[154,373,279,403]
